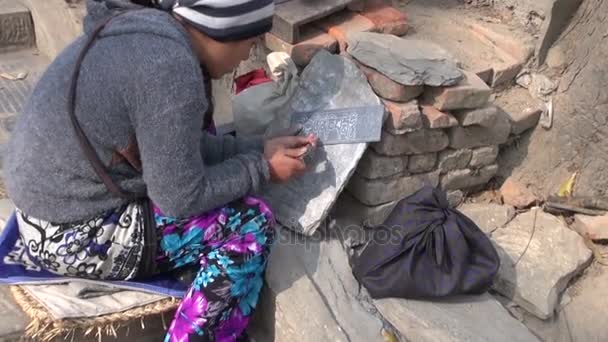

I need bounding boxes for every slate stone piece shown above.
[262,51,382,235]
[347,32,464,87]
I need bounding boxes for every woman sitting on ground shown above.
[4,0,316,341]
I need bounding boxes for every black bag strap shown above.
[68,12,141,200]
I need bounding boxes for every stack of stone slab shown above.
[342,32,539,226]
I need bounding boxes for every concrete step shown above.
[0,0,35,53]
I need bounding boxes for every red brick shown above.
[356,62,423,102]
[424,70,492,110]
[264,28,338,67]
[383,99,423,134]
[420,105,458,129]
[316,11,377,52]
[361,5,408,36]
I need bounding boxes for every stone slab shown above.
[347,32,463,87]
[262,51,381,235]
[257,227,385,341]
[356,148,408,179]
[424,71,492,111]
[374,294,539,342]
[336,192,398,228]
[408,153,437,173]
[348,170,440,206]
[573,214,608,241]
[458,203,515,235]
[441,164,498,191]
[470,146,499,168]
[491,209,592,319]
[448,109,511,149]
[372,129,449,156]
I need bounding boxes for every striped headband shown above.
[154,0,275,42]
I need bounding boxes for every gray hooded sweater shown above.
[4,0,269,222]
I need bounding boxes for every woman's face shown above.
[184,23,258,79]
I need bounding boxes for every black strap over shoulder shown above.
[68,12,142,201]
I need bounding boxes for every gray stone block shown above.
[357,148,408,179]
[372,129,449,156]
[453,105,501,127]
[458,203,515,234]
[408,153,437,173]
[441,164,498,191]
[337,192,399,228]
[492,209,592,319]
[448,109,511,149]
[348,170,440,206]
[438,149,472,173]
[470,145,499,168]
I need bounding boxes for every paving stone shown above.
[424,70,492,111]
[448,109,511,149]
[499,178,538,209]
[447,190,464,208]
[408,153,437,173]
[573,214,608,241]
[438,149,472,174]
[441,164,498,191]
[357,148,408,179]
[453,105,500,127]
[420,105,458,129]
[383,99,423,134]
[470,145,499,168]
[347,32,463,87]
[458,203,515,234]
[357,62,424,102]
[262,51,381,235]
[491,209,592,319]
[348,170,440,206]
[0,0,35,51]
[374,293,539,342]
[264,28,338,67]
[360,4,408,36]
[316,11,377,52]
[506,106,542,135]
[254,228,385,342]
[0,287,27,341]
[372,129,449,156]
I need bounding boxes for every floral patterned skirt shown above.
[12,197,275,342]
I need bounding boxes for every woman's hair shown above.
[131,0,155,7]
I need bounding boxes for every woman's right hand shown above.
[264,134,317,183]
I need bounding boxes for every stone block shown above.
[357,62,424,102]
[357,148,408,179]
[470,146,499,168]
[360,5,408,36]
[500,178,538,209]
[348,170,440,206]
[264,28,338,67]
[453,105,501,127]
[0,1,35,51]
[441,164,498,191]
[492,59,524,87]
[448,109,511,149]
[424,70,492,111]
[372,130,449,156]
[476,67,494,85]
[492,209,592,319]
[420,105,458,129]
[383,99,423,134]
[573,214,608,241]
[458,203,516,235]
[316,11,377,52]
[374,294,539,342]
[408,153,437,174]
[506,106,542,135]
[438,149,472,173]
[337,192,398,228]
